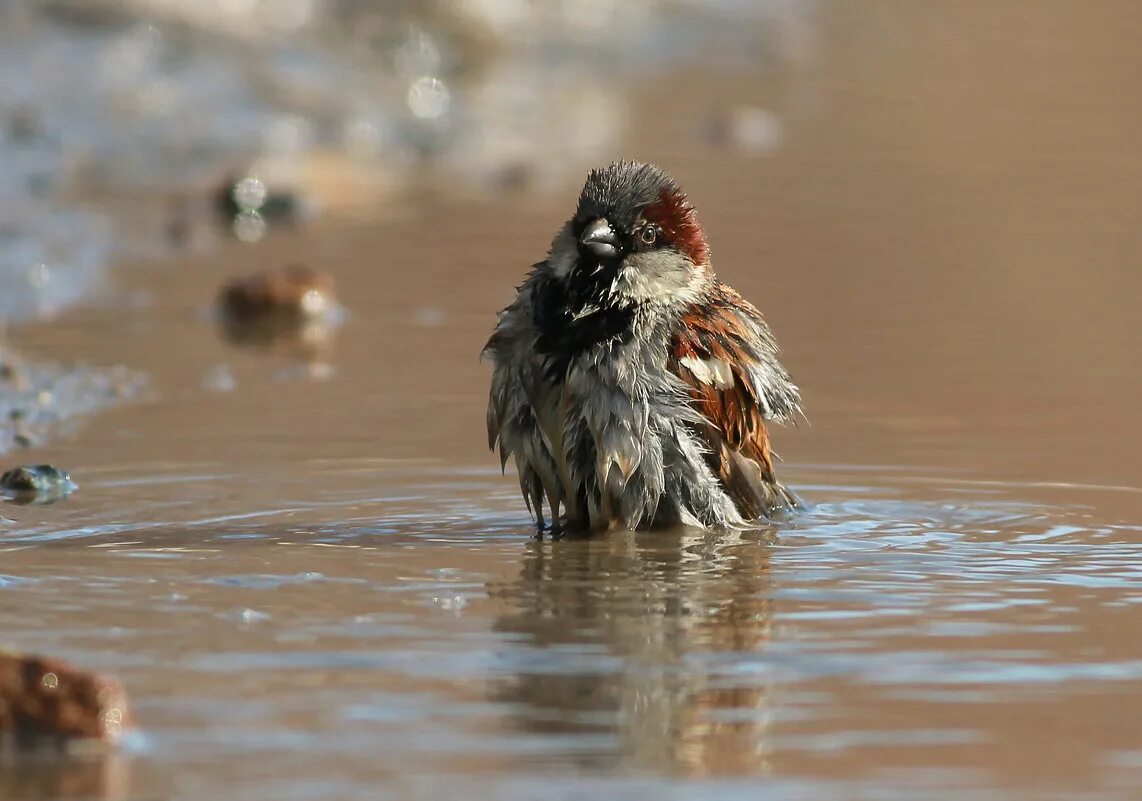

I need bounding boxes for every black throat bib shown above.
[532,264,635,379]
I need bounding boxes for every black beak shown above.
[578,218,620,261]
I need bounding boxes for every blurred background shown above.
[0,0,823,454]
[0,0,812,299]
[2,2,1141,800]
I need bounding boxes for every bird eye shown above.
[639,226,658,246]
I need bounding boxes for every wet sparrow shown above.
[484,161,801,531]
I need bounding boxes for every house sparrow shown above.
[484,161,801,531]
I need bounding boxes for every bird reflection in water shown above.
[489,527,778,776]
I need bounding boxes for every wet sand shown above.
[2,1,1142,799]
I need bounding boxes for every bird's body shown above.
[483,162,801,531]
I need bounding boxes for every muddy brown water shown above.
[3,2,1142,799]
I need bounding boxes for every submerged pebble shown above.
[216,266,343,369]
[215,174,309,234]
[218,265,337,323]
[0,649,131,748]
[0,464,76,504]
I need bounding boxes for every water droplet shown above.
[99,707,124,738]
[240,608,270,624]
[232,211,267,243]
[232,177,267,211]
[298,289,329,316]
[431,594,467,612]
[407,77,451,120]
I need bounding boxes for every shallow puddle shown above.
[2,463,1141,800]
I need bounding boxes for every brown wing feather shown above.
[670,289,794,520]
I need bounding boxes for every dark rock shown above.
[0,465,76,504]
[218,266,337,325]
[215,267,342,367]
[215,174,305,227]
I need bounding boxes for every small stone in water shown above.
[218,265,337,323]
[215,174,305,227]
[0,464,76,501]
[216,267,341,362]
[0,649,131,748]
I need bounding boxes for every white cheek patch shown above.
[613,251,709,307]
[680,356,735,389]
